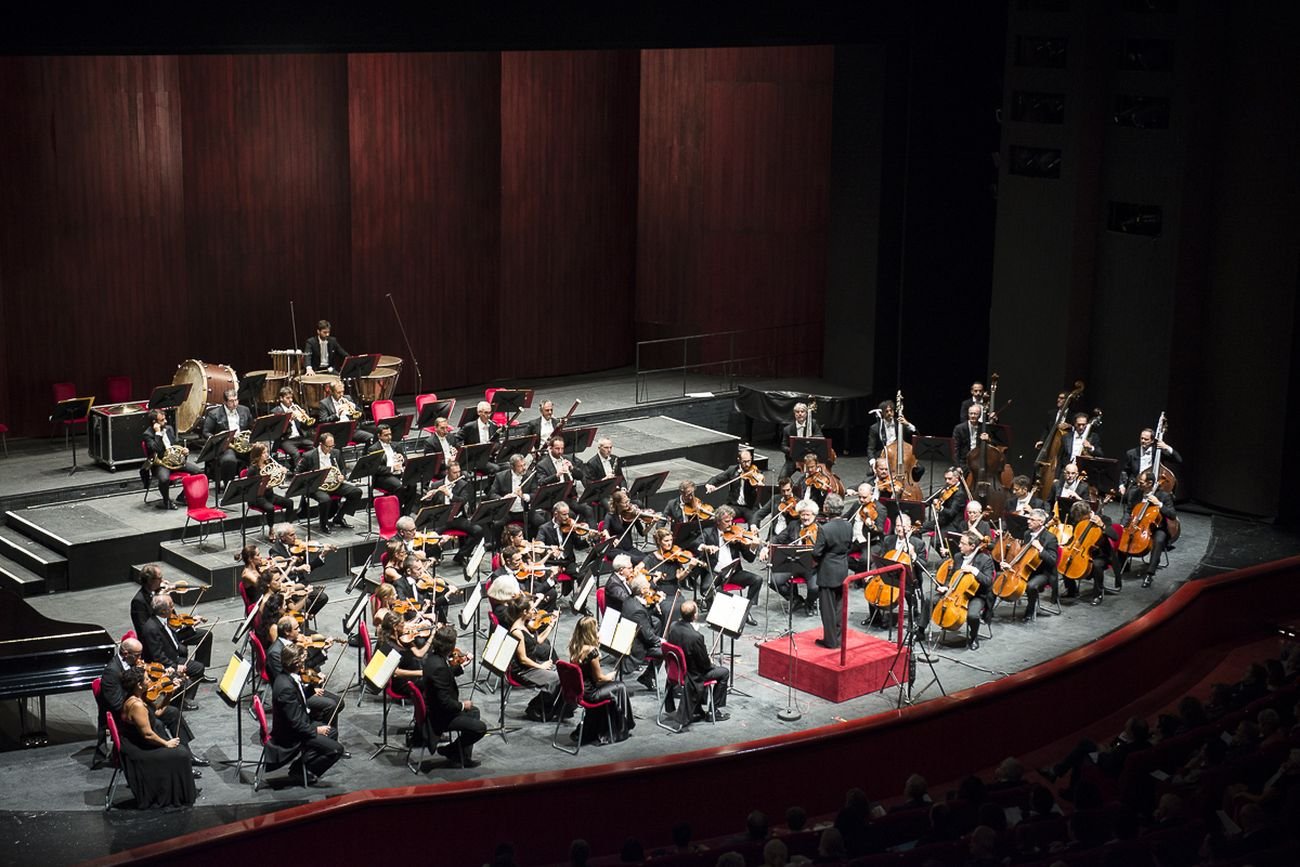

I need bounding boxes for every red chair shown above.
[52,381,88,446]
[414,393,441,435]
[657,640,716,732]
[181,475,227,547]
[238,467,288,528]
[248,633,272,702]
[91,677,108,765]
[121,629,136,642]
[250,695,307,790]
[238,580,255,614]
[371,399,396,425]
[552,659,613,755]
[596,586,606,617]
[404,684,429,773]
[374,495,401,540]
[103,712,126,810]
[0,422,8,458]
[104,376,132,405]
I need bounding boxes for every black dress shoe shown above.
[182,700,200,711]
[1141,575,1153,588]
[968,638,981,651]
[318,524,333,535]
[712,710,731,722]
[636,670,656,690]
[744,613,758,627]
[157,501,178,511]
[1090,597,1103,606]
[190,756,210,767]
[191,768,203,779]
[199,674,217,684]
[447,757,480,768]
[333,517,350,529]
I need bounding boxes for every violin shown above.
[857,500,879,525]
[301,668,324,687]
[527,609,557,632]
[416,574,452,594]
[798,523,819,545]
[514,563,552,580]
[739,464,765,487]
[934,484,960,507]
[298,633,338,650]
[559,517,594,537]
[160,580,198,595]
[682,497,716,520]
[410,531,445,548]
[776,495,800,518]
[721,525,761,547]
[291,540,337,556]
[142,662,185,704]
[167,612,203,629]
[398,622,433,647]
[805,464,846,497]
[639,587,666,607]
[662,546,706,569]
[448,647,469,668]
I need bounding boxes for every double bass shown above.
[1034,380,1085,500]
[884,390,922,501]
[964,373,1012,515]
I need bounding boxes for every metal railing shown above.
[634,323,821,404]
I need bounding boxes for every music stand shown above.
[50,397,94,474]
[489,388,532,427]
[220,473,269,547]
[383,413,414,441]
[989,423,1012,449]
[626,470,669,507]
[237,373,266,410]
[560,426,597,457]
[458,441,495,494]
[315,420,357,448]
[770,542,814,720]
[339,353,380,383]
[249,413,289,447]
[415,400,456,435]
[579,476,619,510]
[704,581,751,697]
[195,431,235,503]
[456,405,478,428]
[148,383,190,412]
[214,651,255,772]
[532,480,571,518]
[457,579,485,682]
[1078,455,1120,502]
[469,497,513,543]
[574,537,614,594]
[285,468,330,544]
[402,454,442,495]
[788,435,830,465]
[348,449,390,536]
[913,436,953,496]
[414,502,456,534]
[476,626,521,740]
[499,432,538,460]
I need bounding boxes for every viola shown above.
[299,633,338,650]
[639,588,666,608]
[739,464,764,487]
[410,531,444,548]
[142,662,182,703]
[514,564,551,580]
[559,518,594,537]
[167,612,203,629]
[160,580,198,595]
[857,500,879,525]
[662,545,704,567]
[399,622,433,646]
[301,668,324,687]
[805,465,845,496]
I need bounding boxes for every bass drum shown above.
[242,369,289,405]
[298,374,339,409]
[173,360,239,432]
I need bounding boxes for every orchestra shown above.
[92,364,1198,805]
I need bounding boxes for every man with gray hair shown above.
[780,402,823,479]
[97,636,200,768]
[813,492,852,649]
[139,594,206,703]
[1016,508,1059,622]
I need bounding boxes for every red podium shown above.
[757,563,911,702]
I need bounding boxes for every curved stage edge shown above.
[93,555,1300,867]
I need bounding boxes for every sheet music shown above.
[482,626,519,673]
[458,581,483,630]
[217,654,251,702]
[705,591,749,635]
[597,607,621,647]
[363,648,402,689]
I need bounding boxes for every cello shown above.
[1034,380,1085,500]
[991,520,1039,602]
[1056,498,1113,581]
[884,390,922,501]
[865,522,913,608]
[930,561,981,632]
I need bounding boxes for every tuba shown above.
[157,445,187,470]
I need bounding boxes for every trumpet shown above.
[337,396,362,421]
[290,403,316,427]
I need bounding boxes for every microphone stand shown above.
[386,293,424,397]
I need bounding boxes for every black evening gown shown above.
[119,706,196,808]
[579,648,634,744]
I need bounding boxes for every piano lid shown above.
[0,588,114,664]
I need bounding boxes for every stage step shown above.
[0,553,45,596]
[0,523,68,592]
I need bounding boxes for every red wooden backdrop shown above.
[0,47,833,436]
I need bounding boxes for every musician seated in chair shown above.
[296,432,362,535]
[318,380,375,448]
[944,531,995,651]
[920,467,969,544]
[142,409,202,511]
[270,644,345,784]
[1017,509,1060,622]
[779,402,822,480]
[1117,470,1176,588]
[762,499,820,616]
[698,506,761,623]
[272,386,316,462]
[704,447,761,524]
[303,319,349,375]
[247,442,297,531]
[371,424,415,513]
[201,389,253,484]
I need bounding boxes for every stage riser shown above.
[0,525,68,590]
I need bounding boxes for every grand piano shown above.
[0,589,114,746]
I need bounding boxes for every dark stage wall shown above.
[0,46,835,436]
